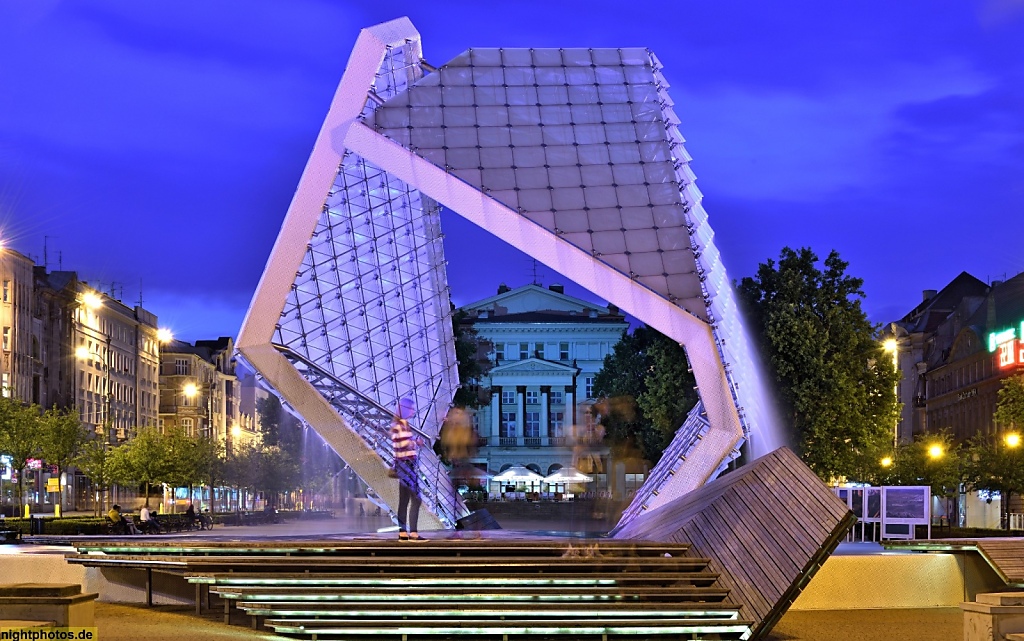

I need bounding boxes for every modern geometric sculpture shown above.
[613,447,855,639]
[238,16,776,529]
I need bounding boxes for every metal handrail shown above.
[271,345,467,527]
[615,402,711,528]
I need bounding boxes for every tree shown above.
[637,336,699,450]
[592,326,698,465]
[256,396,283,447]
[75,438,117,515]
[994,374,1024,433]
[965,433,1024,531]
[452,307,492,408]
[257,444,300,509]
[164,428,222,508]
[109,427,169,507]
[737,247,900,481]
[880,432,963,498]
[224,441,262,510]
[0,397,42,517]
[38,406,89,513]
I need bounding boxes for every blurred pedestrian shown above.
[441,406,482,539]
[391,397,426,541]
[441,407,478,487]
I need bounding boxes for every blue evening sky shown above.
[1,1,1022,341]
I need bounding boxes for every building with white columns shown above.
[460,283,628,489]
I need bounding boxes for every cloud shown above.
[677,58,994,201]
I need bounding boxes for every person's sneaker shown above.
[408,533,428,541]
[398,532,410,541]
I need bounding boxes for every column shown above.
[564,385,575,428]
[491,386,501,442]
[540,386,550,444]
[516,385,526,446]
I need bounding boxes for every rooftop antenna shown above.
[530,258,542,286]
[137,278,144,308]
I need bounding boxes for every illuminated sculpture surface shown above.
[238,17,772,528]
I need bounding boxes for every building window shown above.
[181,417,194,436]
[559,342,570,360]
[501,390,516,405]
[1,373,8,398]
[525,412,540,437]
[585,376,595,399]
[550,390,564,405]
[526,390,539,405]
[2,280,8,302]
[625,473,646,495]
[495,343,505,361]
[175,358,189,375]
[500,413,517,437]
[550,412,564,437]
[534,342,544,358]
[1,327,8,351]
[519,342,529,360]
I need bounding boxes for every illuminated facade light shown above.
[81,291,103,309]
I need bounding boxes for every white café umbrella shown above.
[543,466,594,484]
[491,465,545,483]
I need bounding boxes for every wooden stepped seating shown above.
[162,541,750,639]
[63,538,749,639]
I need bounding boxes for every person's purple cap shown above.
[397,397,416,419]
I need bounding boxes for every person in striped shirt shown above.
[391,397,426,541]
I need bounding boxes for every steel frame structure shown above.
[238,17,770,529]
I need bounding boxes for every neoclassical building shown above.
[459,283,628,487]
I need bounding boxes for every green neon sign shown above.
[988,326,1017,353]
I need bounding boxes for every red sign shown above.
[996,339,1024,370]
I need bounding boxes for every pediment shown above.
[491,358,579,375]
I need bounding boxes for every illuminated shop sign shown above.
[988,321,1024,370]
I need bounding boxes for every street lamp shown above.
[928,443,944,460]
[880,456,893,468]
[182,379,214,438]
[1006,433,1021,449]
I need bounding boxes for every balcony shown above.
[549,437,567,447]
[498,437,517,447]
[524,437,542,448]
